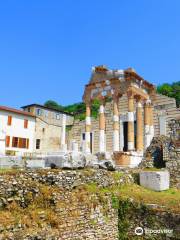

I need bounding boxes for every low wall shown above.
[0,156,23,168]
[0,169,132,240]
[0,169,179,239]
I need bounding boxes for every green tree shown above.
[157,81,180,107]
[44,100,64,111]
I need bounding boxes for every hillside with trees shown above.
[44,99,101,120]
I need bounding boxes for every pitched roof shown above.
[0,105,35,118]
[21,103,74,116]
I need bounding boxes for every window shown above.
[7,116,12,126]
[36,108,43,116]
[36,139,41,149]
[24,119,28,129]
[19,138,26,148]
[12,137,29,149]
[6,136,10,147]
[56,114,60,120]
[12,137,18,148]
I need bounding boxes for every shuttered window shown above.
[12,137,29,149]
[24,119,28,129]
[6,136,10,147]
[12,137,18,147]
[7,116,12,126]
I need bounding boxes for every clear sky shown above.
[0,0,179,108]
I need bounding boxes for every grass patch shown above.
[112,171,124,181]
[143,167,166,171]
[84,182,180,213]
[84,182,98,193]
[119,184,180,213]
[0,168,23,175]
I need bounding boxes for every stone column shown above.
[127,91,135,151]
[119,116,124,151]
[99,101,106,152]
[61,114,67,151]
[113,96,119,152]
[149,103,154,141]
[136,97,143,152]
[144,100,151,148]
[85,103,91,153]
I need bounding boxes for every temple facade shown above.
[68,66,180,167]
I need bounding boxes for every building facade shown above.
[22,104,74,153]
[69,66,180,167]
[0,106,36,156]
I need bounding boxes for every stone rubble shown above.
[0,169,134,240]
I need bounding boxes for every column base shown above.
[113,151,143,168]
[128,142,135,151]
[99,130,106,152]
[61,144,67,152]
[144,134,152,149]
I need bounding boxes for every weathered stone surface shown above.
[96,160,116,171]
[45,151,86,169]
[140,171,170,191]
[0,169,179,239]
[140,134,180,188]
[26,152,117,171]
[0,156,23,168]
[26,159,46,168]
[0,169,135,240]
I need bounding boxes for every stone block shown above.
[0,156,23,168]
[140,171,170,191]
[26,159,46,168]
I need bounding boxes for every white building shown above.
[0,106,36,156]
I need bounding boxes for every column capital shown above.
[127,90,135,98]
[135,95,143,103]
[145,99,152,106]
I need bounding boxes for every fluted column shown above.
[113,96,119,152]
[136,97,143,152]
[85,103,91,153]
[99,101,106,152]
[127,91,135,151]
[144,100,151,148]
[149,103,154,141]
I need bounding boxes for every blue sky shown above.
[0,0,179,108]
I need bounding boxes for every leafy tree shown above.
[157,81,180,107]
[44,97,112,120]
[44,100,64,111]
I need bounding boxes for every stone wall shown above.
[168,118,180,141]
[0,169,133,240]
[117,199,180,239]
[0,169,179,239]
[141,135,180,188]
